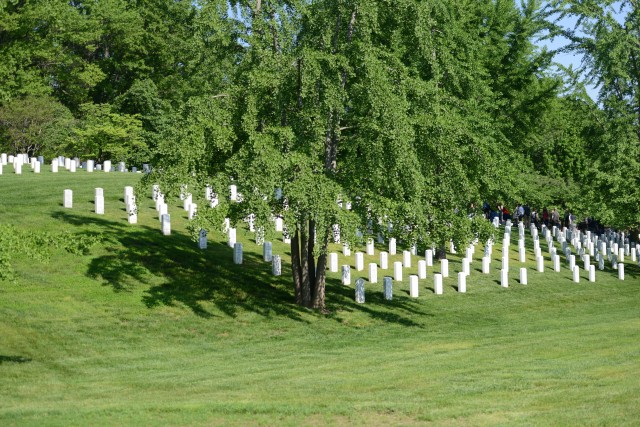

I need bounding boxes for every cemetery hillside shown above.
[1,0,640,425]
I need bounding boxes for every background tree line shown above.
[1,0,638,308]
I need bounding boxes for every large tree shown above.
[0,95,74,156]
[548,0,640,228]
[148,0,550,310]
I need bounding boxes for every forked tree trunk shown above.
[290,219,328,310]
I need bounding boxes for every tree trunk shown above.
[312,229,328,310]
[300,218,312,307]
[291,226,303,305]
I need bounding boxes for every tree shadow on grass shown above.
[325,277,431,327]
[52,211,307,322]
[51,211,429,326]
[0,355,32,364]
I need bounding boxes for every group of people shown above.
[483,203,577,230]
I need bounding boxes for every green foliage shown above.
[0,224,100,282]
[0,95,74,156]
[548,0,640,227]
[71,103,147,164]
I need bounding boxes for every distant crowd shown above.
[482,203,605,234]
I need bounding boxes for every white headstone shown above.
[329,252,338,272]
[355,252,364,271]
[233,243,243,264]
[63,189,72,208]
[263,242,272,262]
[183,194,192,211]
[434,273,443,295]
[95,188,104,214]
[64,157,71,170]
[198,229,207,249]
[519,246,526,262]
[161,214,171,235]
[272,255,282,276]
[465,246,473,261]
[383,276,393,300]
[229,184,237,201]
[355,278,365,303]
[418,259,427,279]
[425,249,433,267]
[103,160,111,172]
[69,160,76,172]
[393,261,403,281]
[440,258,449,277]
[0,163,3,175]
[569,254,576,272]
[409,275,419,297]
[87,160,94,172]
[502,256,509,273]
[14,162,21,174]
[228,228,236,248]
[458,272,467,293]
[379,251,388,269]
[275,217,283,232]
[342,265,351,285]
[501,269,508,288]
[0,153,6,165]
[583,254,590,270]
[554,255,561,272]
[389,238,396,255]
[536,256,544,272]
[124,186,134,201]
[368,263,378,284]
[366,238,374,255]
[128,210,137,224]
[159,203,168,221]
[188,203,197,220]
[332,224,341,243]
[482,256,490,274]
[589,264,596,282]
[618,263,624,280]
[573,266,580,282]
[343,243,351,257]
[34,161,40,173]
[520,268,527,285]
[618,247,624,263]
[403,250,411,268]
[462,258,470,276]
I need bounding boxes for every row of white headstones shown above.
[346,221,639,303]
[60,177,639,303]
[0,153,150,174]
[148,185,640,302]
[61,182,288,276]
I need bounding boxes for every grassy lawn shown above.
[1,166,639,426]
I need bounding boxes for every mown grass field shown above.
[1,166,639,426]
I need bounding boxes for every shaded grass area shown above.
[1,168,639,426]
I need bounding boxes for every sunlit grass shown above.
[1,166,639,426]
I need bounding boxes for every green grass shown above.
[1,166,639,426]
